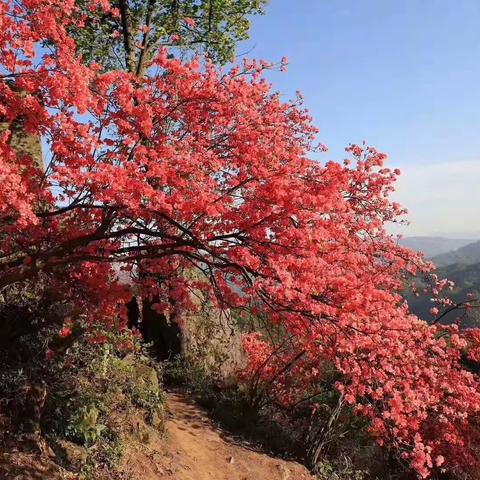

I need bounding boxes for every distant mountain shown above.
[399,236,475,259]
[432,240,480,267]
[407,261,480,328]
[404,240,480,327]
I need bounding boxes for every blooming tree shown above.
[0,1,479,477]
[70,0,267,71]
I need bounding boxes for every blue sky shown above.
[241,0,480,238]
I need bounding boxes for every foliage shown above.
[70,0,267,72]
[241,324,480,479]
[68,404,106,446]
[56,329,165,475]
[47,325,166,442]
[1,1,480,478]
[166,354,397,478]
[0,308,165,475]
[165,354,213,393]
[315,459,368,480]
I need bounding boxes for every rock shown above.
[150,407,165,429]
[132,363,160,395]
[55,439,88,469]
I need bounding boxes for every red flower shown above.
[59,326,72,338]
[184,17,196,28]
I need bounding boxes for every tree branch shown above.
[118,0,137,73]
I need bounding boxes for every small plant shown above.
[44,329,167,477]
[68,405,106,447]
[164,354,217,402]
[316,458,368,480]
[102,435,124,467]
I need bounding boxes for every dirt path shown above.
[0,393,314,479]
[123,392,314,480]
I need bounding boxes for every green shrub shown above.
[0,315,166,477]
[67,405,106,447]
[316,458,369,480]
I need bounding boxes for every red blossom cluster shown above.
[0,1,479,477]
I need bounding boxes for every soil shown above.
[122,392,313,480]
[0,393,314,480]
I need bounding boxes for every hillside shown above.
[408,261,480,327]
[406,240,480,326]
[399,237,475,258]
[432,240,480,267]
[0,392,313,480]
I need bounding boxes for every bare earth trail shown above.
[0,392,314,479]
[123,392,314,480]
